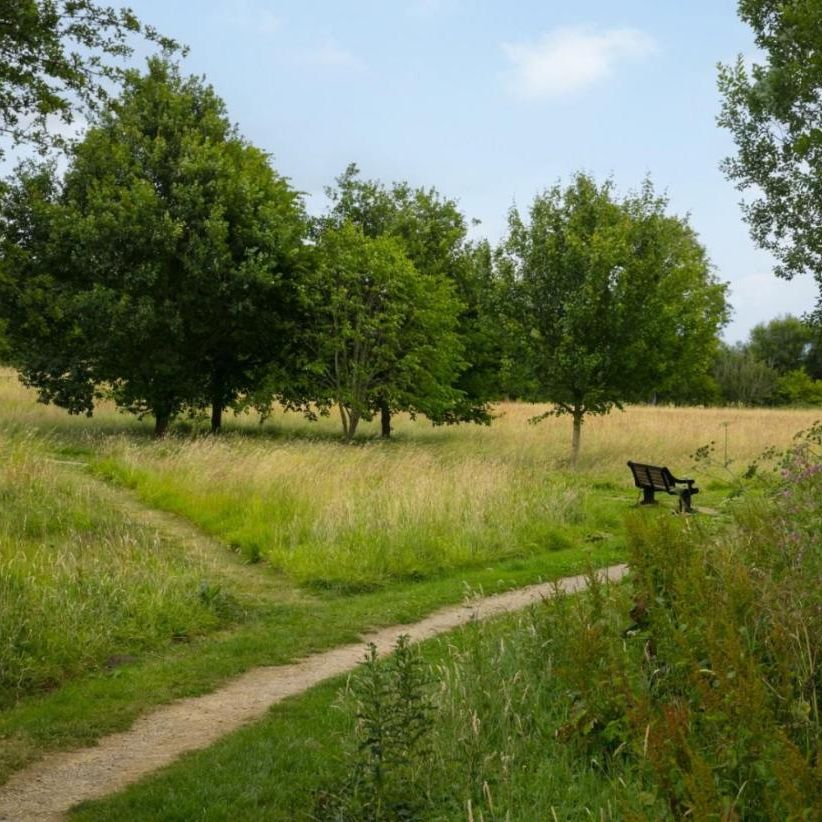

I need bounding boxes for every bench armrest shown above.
[670,475,695,487]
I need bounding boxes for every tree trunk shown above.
[154,410,170,438]
[210,370,224,433]
[379,399,391,439]
[570,406,584,469]
[210,402,223,434]
[339,402,361,441]
[339,403,349,439]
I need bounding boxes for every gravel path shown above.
[0,563,628,821]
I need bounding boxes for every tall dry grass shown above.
[0,432,235,705]
[2,368,816,472]
[91,435,600,588]
[2,369,818,588]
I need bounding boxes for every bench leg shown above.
[641,487,656,505]
[679,491,693,514]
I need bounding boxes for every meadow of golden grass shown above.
[2,367,820,808]
[3,367,817,468]
[3,367,817,588]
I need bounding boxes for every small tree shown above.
[321,165,490,436]
[501,173,728,467]
[298,222,464,440]
[1,59,307,435]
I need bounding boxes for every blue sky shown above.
[27,1,822,340]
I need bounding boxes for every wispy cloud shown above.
[296,40,364,71]
[220,3,282,34]
[407,0,449,17]
[502,26,656,99]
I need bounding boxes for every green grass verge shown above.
[71,453,822,821]
[69,601,660,821]
[0,535,622,786]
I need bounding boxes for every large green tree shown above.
[457,238,514,401]
[295,222,465,440]
[1,59,307,435]
[501,173,729,467]
[0,0,179,159]
[718,0,822,308]
[320,164,492,436]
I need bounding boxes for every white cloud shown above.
[502,26,656,99]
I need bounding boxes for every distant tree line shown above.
[713,315,822,406]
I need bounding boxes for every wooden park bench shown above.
[627,461,699,513]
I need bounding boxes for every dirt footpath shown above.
[0,563,628,821]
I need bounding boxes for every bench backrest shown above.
[627,461,675,492]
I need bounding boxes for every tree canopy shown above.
[0,0,180,159]
[718,0,822,311]
[749,314,814,374]
[294,222,465,439]
[500,173,729,466]
[713,343,780,406]
[711,314,822,406]
[1,59,307,434]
